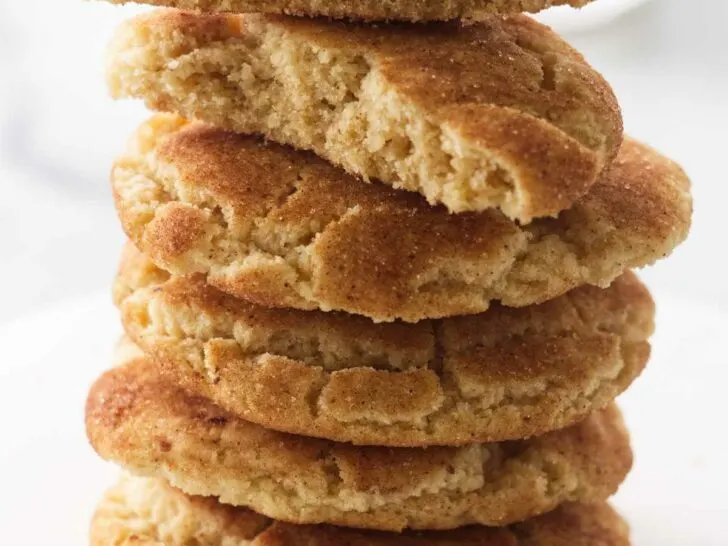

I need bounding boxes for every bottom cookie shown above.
[91,475,630,545]
[86,349,633,531]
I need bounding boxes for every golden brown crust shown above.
[115,244,653,447]
[100,0,596,22]
[91,475,630,545]
[112,115,691,322]
[85,355,633,531]
[107,11,623,220]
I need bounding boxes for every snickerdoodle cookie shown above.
[112,115,690,322]
[107,11,622,220]
[86,353,633,531]
[115,243,653,447]
[99,0,596,22]
[91,475,630,545]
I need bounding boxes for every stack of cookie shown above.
[85,1,693,544]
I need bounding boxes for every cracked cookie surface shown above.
[86,353,633,531]
[112,115,690,322]
[91,475,631,545]
[115,244,653,447]
[108,11,622,221]
[99,0,596,22]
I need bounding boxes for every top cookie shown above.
[113,115,691,322]
[107,10,622,221]
[99,0,596,22]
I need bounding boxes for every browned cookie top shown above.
[113,115,690,322]
[116,243,653,447]
[86,352,633,531]
[91,475,630,545]
[108,11,622,220]
[99,0,596,22]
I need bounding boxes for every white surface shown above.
[0,296,726,543]
[0,297,120,543]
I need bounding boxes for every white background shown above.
[0,0,726,542]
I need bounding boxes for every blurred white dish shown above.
[536,0,653,34]
[0,296,120,543]
[0,293,726,544]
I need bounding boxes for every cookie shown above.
[98,0,596,22]
[85,353,633,531]
[115,243,653,447]
[91,475,631,545]
[107,11,623,221]
[112,115,690,322]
